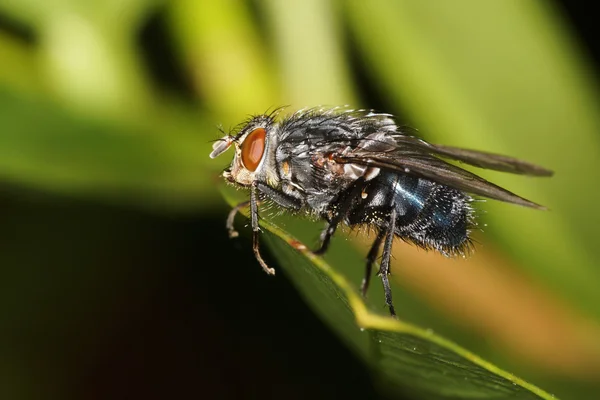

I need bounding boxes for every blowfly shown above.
[210,107,553,317]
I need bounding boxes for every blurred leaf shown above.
[260,0,357,106]
[0,33,42,95]
[222,189,555,399]
[0,87,220,209]
[0,0,163,115]
[168,0,279,121]
[0,0,160,33]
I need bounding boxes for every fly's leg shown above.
[226,200,251,238]
[227,184,301,275]
[313,178,365,256]
[361,229,386,298]
[250,184,275,275]
[313,218,339,256]
[379,207,397,317]
[227,184,300,237]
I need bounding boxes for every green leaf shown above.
[222,189,555,400]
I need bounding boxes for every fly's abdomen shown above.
[345,172,473,255]
[397,182,473,255]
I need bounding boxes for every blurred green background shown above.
[1,0,599,399]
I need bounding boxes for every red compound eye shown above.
[241,128,266,171]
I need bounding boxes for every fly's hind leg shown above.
[362,229,386,298]
[379,208,397,317]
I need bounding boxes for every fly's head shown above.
[210,115,280,188]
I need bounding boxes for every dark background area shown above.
[0,1,597,399]
[0,188,379,399]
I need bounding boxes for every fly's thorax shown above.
[276,143,380,187]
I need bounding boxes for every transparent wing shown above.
[335,136,552,209]
[391,136,554,176]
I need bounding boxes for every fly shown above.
[210,107,553,317]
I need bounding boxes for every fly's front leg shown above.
[227,182,301,275]
[250,183,275,275]
[362,229,386,298]
[379,208,397,317]
[226,200,250,238]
